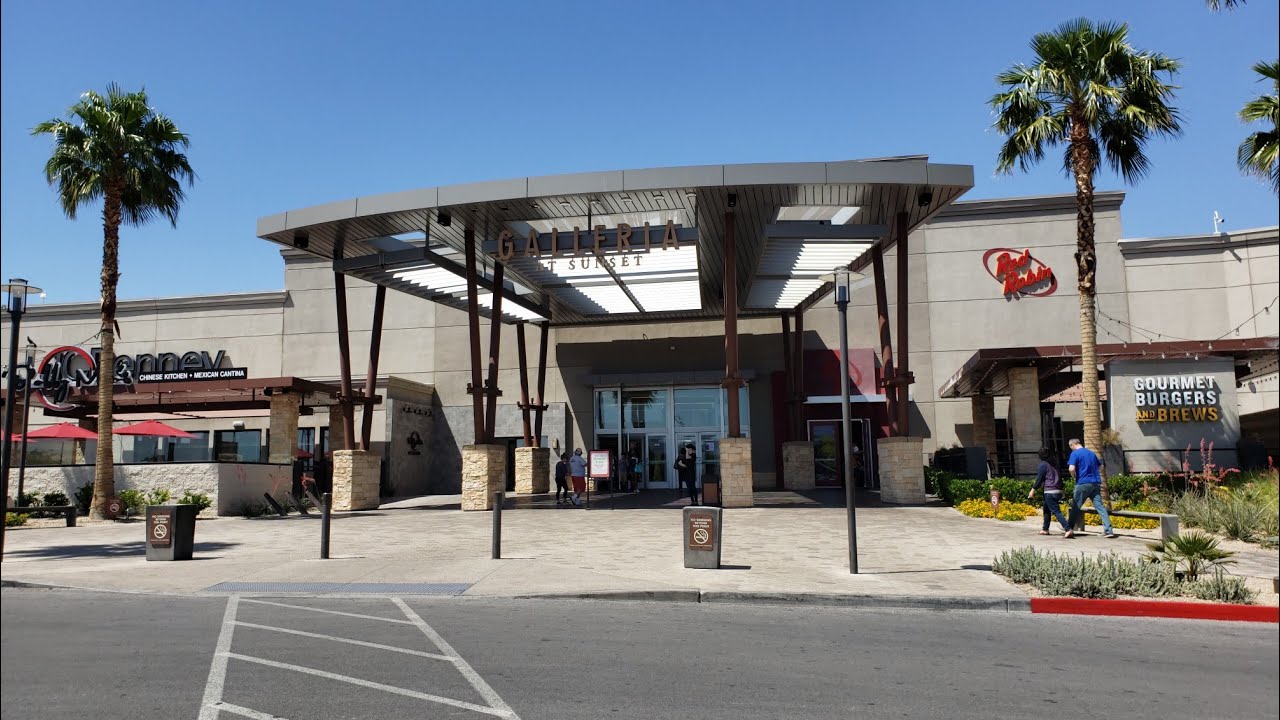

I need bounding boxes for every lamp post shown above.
[824,267,859,573]
[2,278,42,559]
[17,341,37,503]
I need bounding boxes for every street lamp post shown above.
[2,278,41,560]
[830,268,859,574]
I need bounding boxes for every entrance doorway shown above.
[809,419,873,489]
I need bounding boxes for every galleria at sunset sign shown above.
[487,220,697,262]
[982,248,1056,297]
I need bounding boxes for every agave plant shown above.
[1145,531,1237,580]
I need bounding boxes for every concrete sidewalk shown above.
[2,491,1276,607]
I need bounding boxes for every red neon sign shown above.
[982,248,1057,297]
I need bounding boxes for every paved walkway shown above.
[2,490,1276,604]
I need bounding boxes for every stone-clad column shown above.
[781,441,815,490]
[327,405,348,453]
[1007,367,1043,478]
[970,394,997,462]
[331,449,381,511]
[876,436,926,504]
[719,437,753,507]
[268,392,301,464]
[514,446,550,494]
[463,444,506,510]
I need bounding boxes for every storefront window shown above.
[297,428,315,470]
[674,388,719,428]
[171,432,211,462]
[214,429,262,462]
[720,386,750,435]
[623,389,668,430]
[596,390,619,431]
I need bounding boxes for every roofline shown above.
[1120,225,1279,253]
[15,290,287,320]
[930,190,1125,220]
[255,158,976,237]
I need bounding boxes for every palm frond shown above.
[1238,60,1279,194]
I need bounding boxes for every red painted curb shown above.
[1031,597,1278,623]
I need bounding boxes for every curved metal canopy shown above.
[257,157,974,326]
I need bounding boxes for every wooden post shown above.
[781,312,795,442]
[464,224,485,445]
[484,261,505,443]
[333,235,356,450]
[793,308,806,440]
[872,243,898,437]
[516,322,533,446]
[533,321,549,446]
[894,210,911,436]
[360,284,386,451]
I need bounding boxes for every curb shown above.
[1031,597,1279,623]
[513,588,1031,612]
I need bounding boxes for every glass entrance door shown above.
[810,419,869,488]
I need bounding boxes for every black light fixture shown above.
[727,193,738,209]
[292,231,309,249]
[438,210,452,228]
[917,189,933,207]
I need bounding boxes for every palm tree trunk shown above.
[89,183,122,520]
[1070,117,1108,506]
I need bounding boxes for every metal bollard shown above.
[492,490,503,559]
[320,492,332,560]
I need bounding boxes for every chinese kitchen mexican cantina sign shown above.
[982,248,1056,297]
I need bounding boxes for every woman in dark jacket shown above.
[1027,446,1070,535]
[675,443,698,505]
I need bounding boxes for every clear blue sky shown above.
[2,0,1277,304]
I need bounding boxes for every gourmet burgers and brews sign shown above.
[14,346,246,411]
[1133,374,1221,423]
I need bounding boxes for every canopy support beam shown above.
[464,224,486,445]
[359,284,386,451]
[723,207,743,438]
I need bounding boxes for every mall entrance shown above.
[593,385,749,490]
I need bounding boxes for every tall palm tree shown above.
[32,85,194,519]
[1237,60,1279,194]
[991,19,1181,499]
[1205,0,1243,10]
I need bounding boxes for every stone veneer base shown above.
[781,441,816,491]
[876,436,926,505]
[331,449,381,511]
[514,446,551,494]
[463,444,507,510]
[719,437,754,508]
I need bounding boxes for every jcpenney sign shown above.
[12,346,246,411]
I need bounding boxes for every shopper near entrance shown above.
[675,443,698,505]
[1028,446,1070,535]
[569,448,587,506]
[1065,438,1115,539]
[554,452,570,505]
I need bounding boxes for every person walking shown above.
[674,443,697,505]
[1027,446,1070,535]
[568,448,588,506]
[1065,438,1115,538]
[554,452,570,505]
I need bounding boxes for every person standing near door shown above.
[568,448,587,506]
[554,452,570,505]
[675,443,697,505]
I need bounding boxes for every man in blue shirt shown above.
[1066,438,1115,538]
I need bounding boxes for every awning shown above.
[258,157,974,326]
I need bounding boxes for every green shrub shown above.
[42,491,70,507]
[178,490,213,514]
[17,491,46,517]
[949,478,989,503]
[1144,531,1236,581]
[117,489,147,514]
[1191,570,1256,604]
[145,488,171,506]
[990,477,1033,503]
[5,513,29,527]
[993,547,1180,599]
[74,483,94,513]
[1104,475,1151,503]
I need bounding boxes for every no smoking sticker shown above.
[687,511,715,551]
[148,511,173,548]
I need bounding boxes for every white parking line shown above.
[238,598,413,625]
[394,598,522,719]
[224,652,514,718]
[232,620,457,662]
[198,595,240,720]
[214,702,289,719]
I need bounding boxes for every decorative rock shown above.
[332,449,381,511]
[463,444,506,510]
[782,441,815,491]
[514,446,550,494]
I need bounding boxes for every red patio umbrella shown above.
[113,420,199,439]
[295,448,314,459]
[24,422,99,440]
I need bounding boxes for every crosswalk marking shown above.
[238,598,414,625]
[232,621,457,662]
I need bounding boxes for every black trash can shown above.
[145,504,198,561]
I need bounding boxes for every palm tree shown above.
[32,85,194,519]
[1205,0,1243,10]
[991,19,1181,501]
[1237,60,1279,194]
